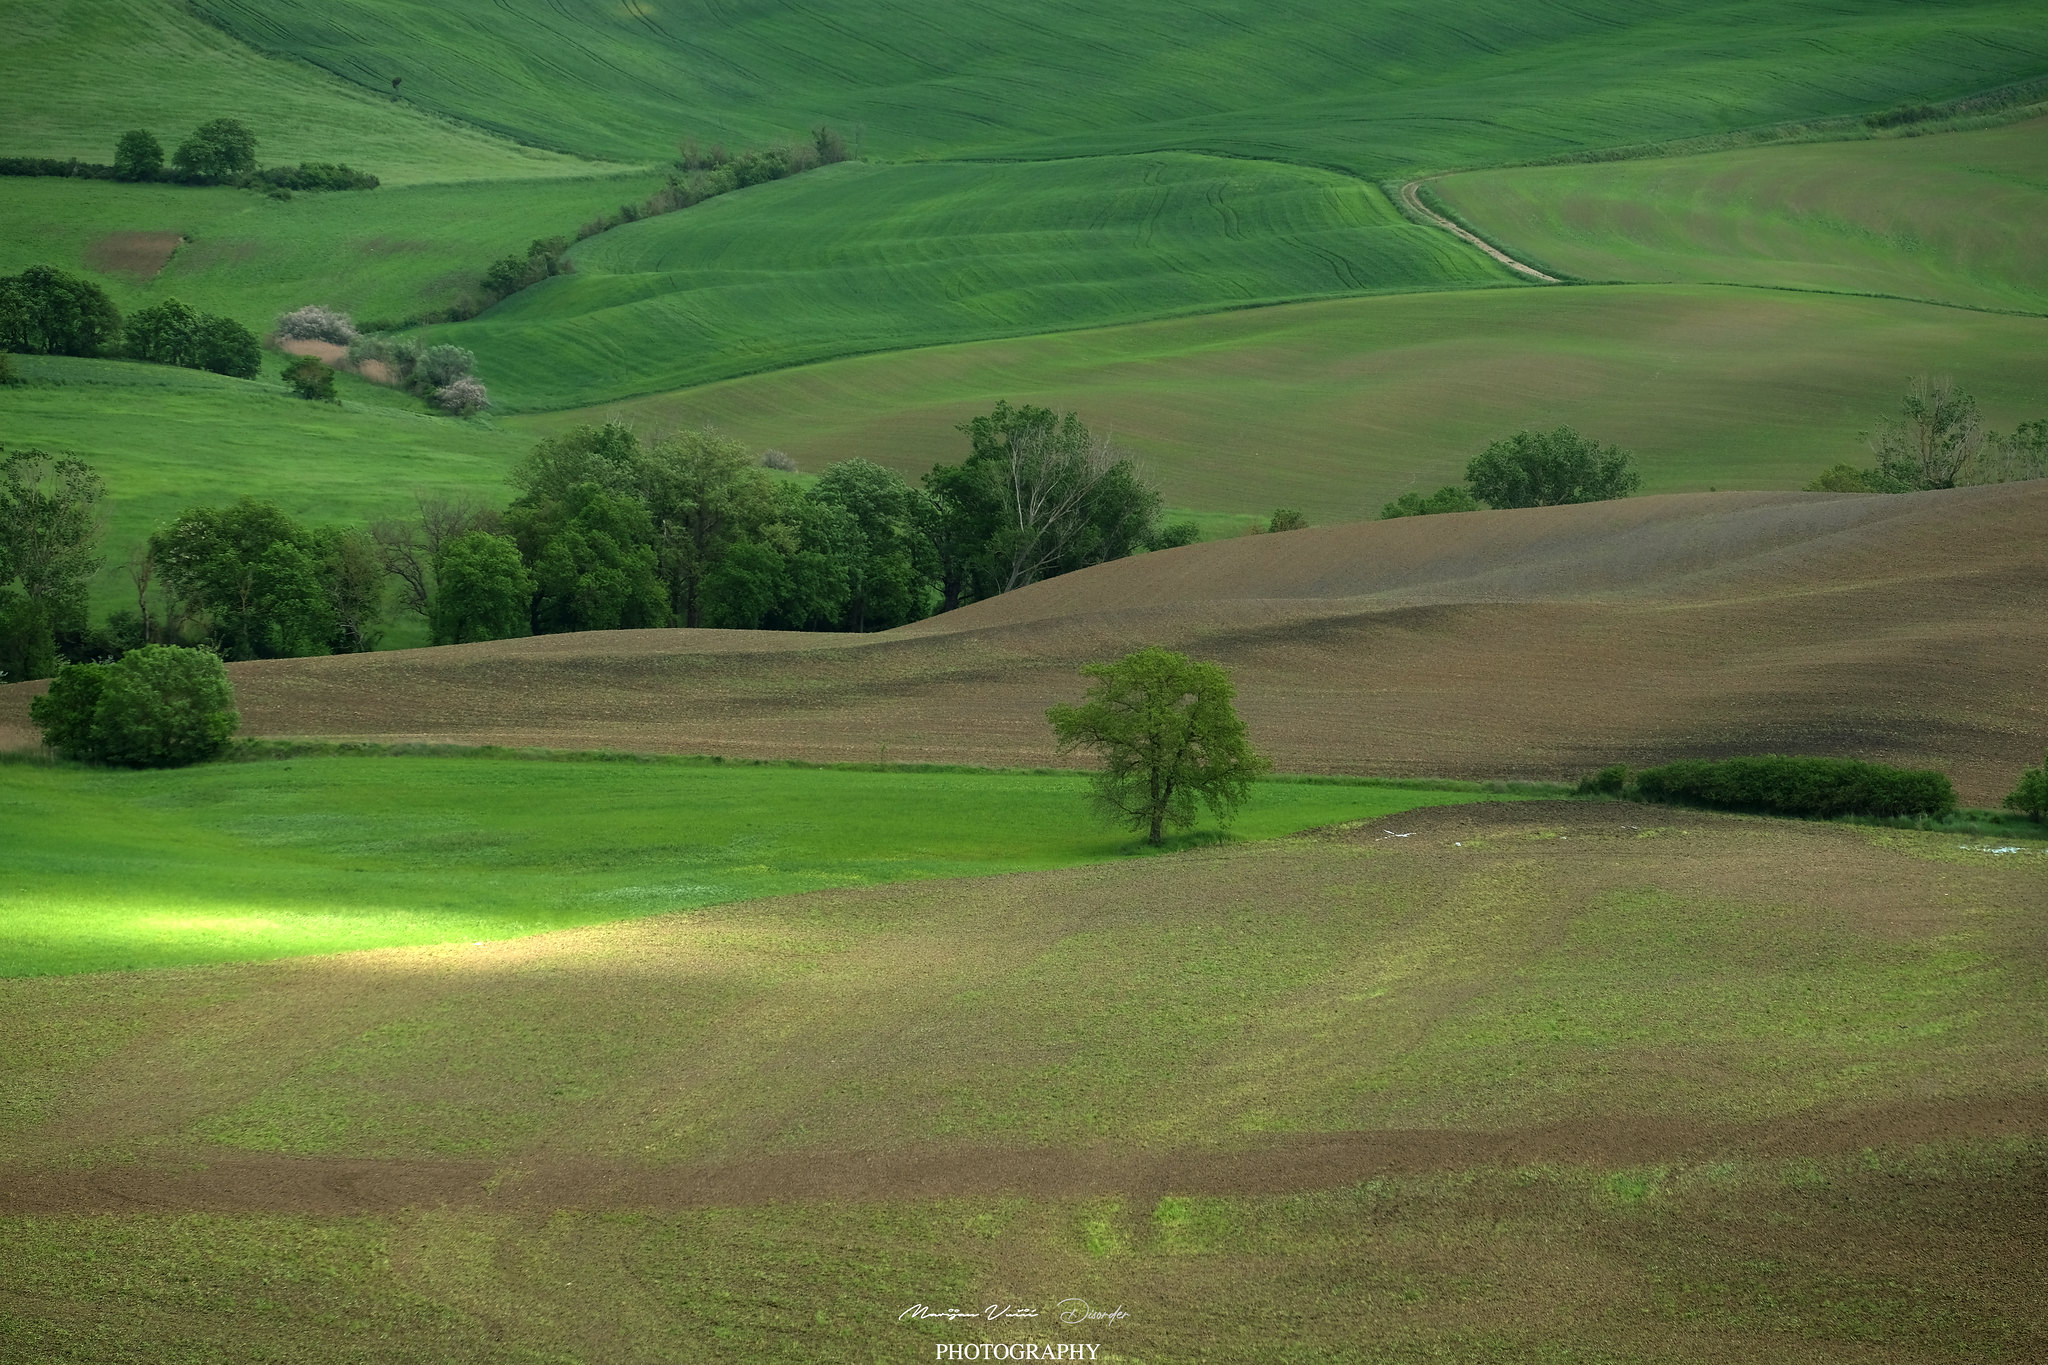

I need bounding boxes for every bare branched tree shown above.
[991,421,1124,593]
[371,494,500,620]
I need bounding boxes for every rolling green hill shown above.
[189,0,2048,172]
[430,155,1513,409]
[532,284,2048,523]
[1,0,609,184]
[0,173,668,334]
[1431,116,2048,312]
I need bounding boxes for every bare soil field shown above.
[2,801,2042,1359]
[10,485,2038,800]
[81,229,181,278]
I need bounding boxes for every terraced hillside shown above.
[1431,115,2048,312]
[11,484,2040,803]
[3,800,2041,1360]
[440,155,1511,407]
[190,0,2048,171]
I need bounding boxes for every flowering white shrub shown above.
[274,305,357,345]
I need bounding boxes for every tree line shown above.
[0,119,377,198]
[1381,426,1640,518]
[0,403,1190,677]
[0,265,260,378]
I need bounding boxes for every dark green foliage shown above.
[125,299,261,378]
[0,266,123,357]
[812,459,939,632]
[32,646,238,767]
[1862,376,1986,491]
[527,489,670,634]
[1147,520,1200,551]
[640,428,775,627]
[0,449,104,679]
[1804,463,1871,493]
[430,532,531,644]
[172,118,258,182]
[1465,426,1640,509]
[1633,755,1956,820]
[1048,646,1269,844]
[1575,764,1630,797]
[1268,508,1308,533]
[149,499,371,659]
[481,237,572,302]
[0,156,119,179]
[281,354,337,401]
[1381,485,1480,518]
[2005,752,2048,823]
[113,129,164,181]
[0,354,17,387]
[27,660,112,757]
[253,163,379,191]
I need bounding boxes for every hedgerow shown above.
[1631,755,1955,819]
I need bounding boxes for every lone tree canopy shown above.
[1048,646,1268,845]
[1465,426,1640,509]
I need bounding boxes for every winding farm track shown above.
[1401,178,1560,282]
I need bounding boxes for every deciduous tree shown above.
[1465,427,1639,509]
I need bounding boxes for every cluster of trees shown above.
[1382,426,1640,518]
[1580,750,2048,827]
[0,266,260,378]
[0,450,104,683]
[481,237,573,304]
[346,335,487,414]
[0,122,375,197]
[1808,377,2048,493]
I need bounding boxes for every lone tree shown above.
[1865,375,1986,491]
[281,354,337,401]
[30,644,238,767]
[173,118,258,182]
[113,129,164,181]
[2007,750,2048,824]
[1048,646,1268,845]
[1465,426,1640,509]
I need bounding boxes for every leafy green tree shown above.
[125,299,261,378]
[150,498,337,659]
[1268,509,1308,532]
[1381,485,1479,518]
[113,130,164,181]
[430,532,532,644]
[2007,751,2048,824]
[1047,646,1269,845]
[642,429,774,626]
[812,459,939,631]
[282,354,337,401]
[318,527,386,653]
[33,646,238,767]
[172,118,257,182]
[1804,464,1871,493]
[528,489,669,634]
[0,450,104,677]
[702,483,852,630]
[1864,376,1985,491]
[0,266,123,357]
[1465,427,1640,509]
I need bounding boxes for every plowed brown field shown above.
[6,485,2043,800]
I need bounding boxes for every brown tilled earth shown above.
[1,802,2043,1361]
[82,230,182,278]
[10,484,2041,800]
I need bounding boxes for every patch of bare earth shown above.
[83,231,182,279]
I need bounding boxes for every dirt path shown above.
[1401,180,1559,282]
[4,1096,2036,1216]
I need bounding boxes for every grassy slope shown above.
[0,754,1507,977]
[436,155,1511,409]
[1432,116,2048,312]
[529,285,2048,523]
[0,173,669,334]
[1,357,527,614]
[1,805,2041,1359]
[0,0,608,184]
[189,0,2048,172]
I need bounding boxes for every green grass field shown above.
[0,753,1512,977]
[0,357,527,618]
[1433,116,2048,313]
[534,284,2048,524]
[430,155,1513,409]
[1,0,611,184]
[185,0,2048,172]
[0,172,669,334]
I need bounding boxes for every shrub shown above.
[1466,427,1640,509]
[2005,752,2047,823]
[1381,485,1479,518]
[0,354,18,387]
[1805,463,1871,492]
[113,130,164,181]
[1575,764,1630,797]
[0,265,123,357]
[760,449,800,473]
[434,377,489,416]
[1146,520,1200,550]
[254,163,378,192]
[1268,508,1309,532]
[172,118,258,183]
[28,646,238,767]
[417,344,476,388]
[282,354,337,401]
[274,305,357,345]
[1633,755,1955,820]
